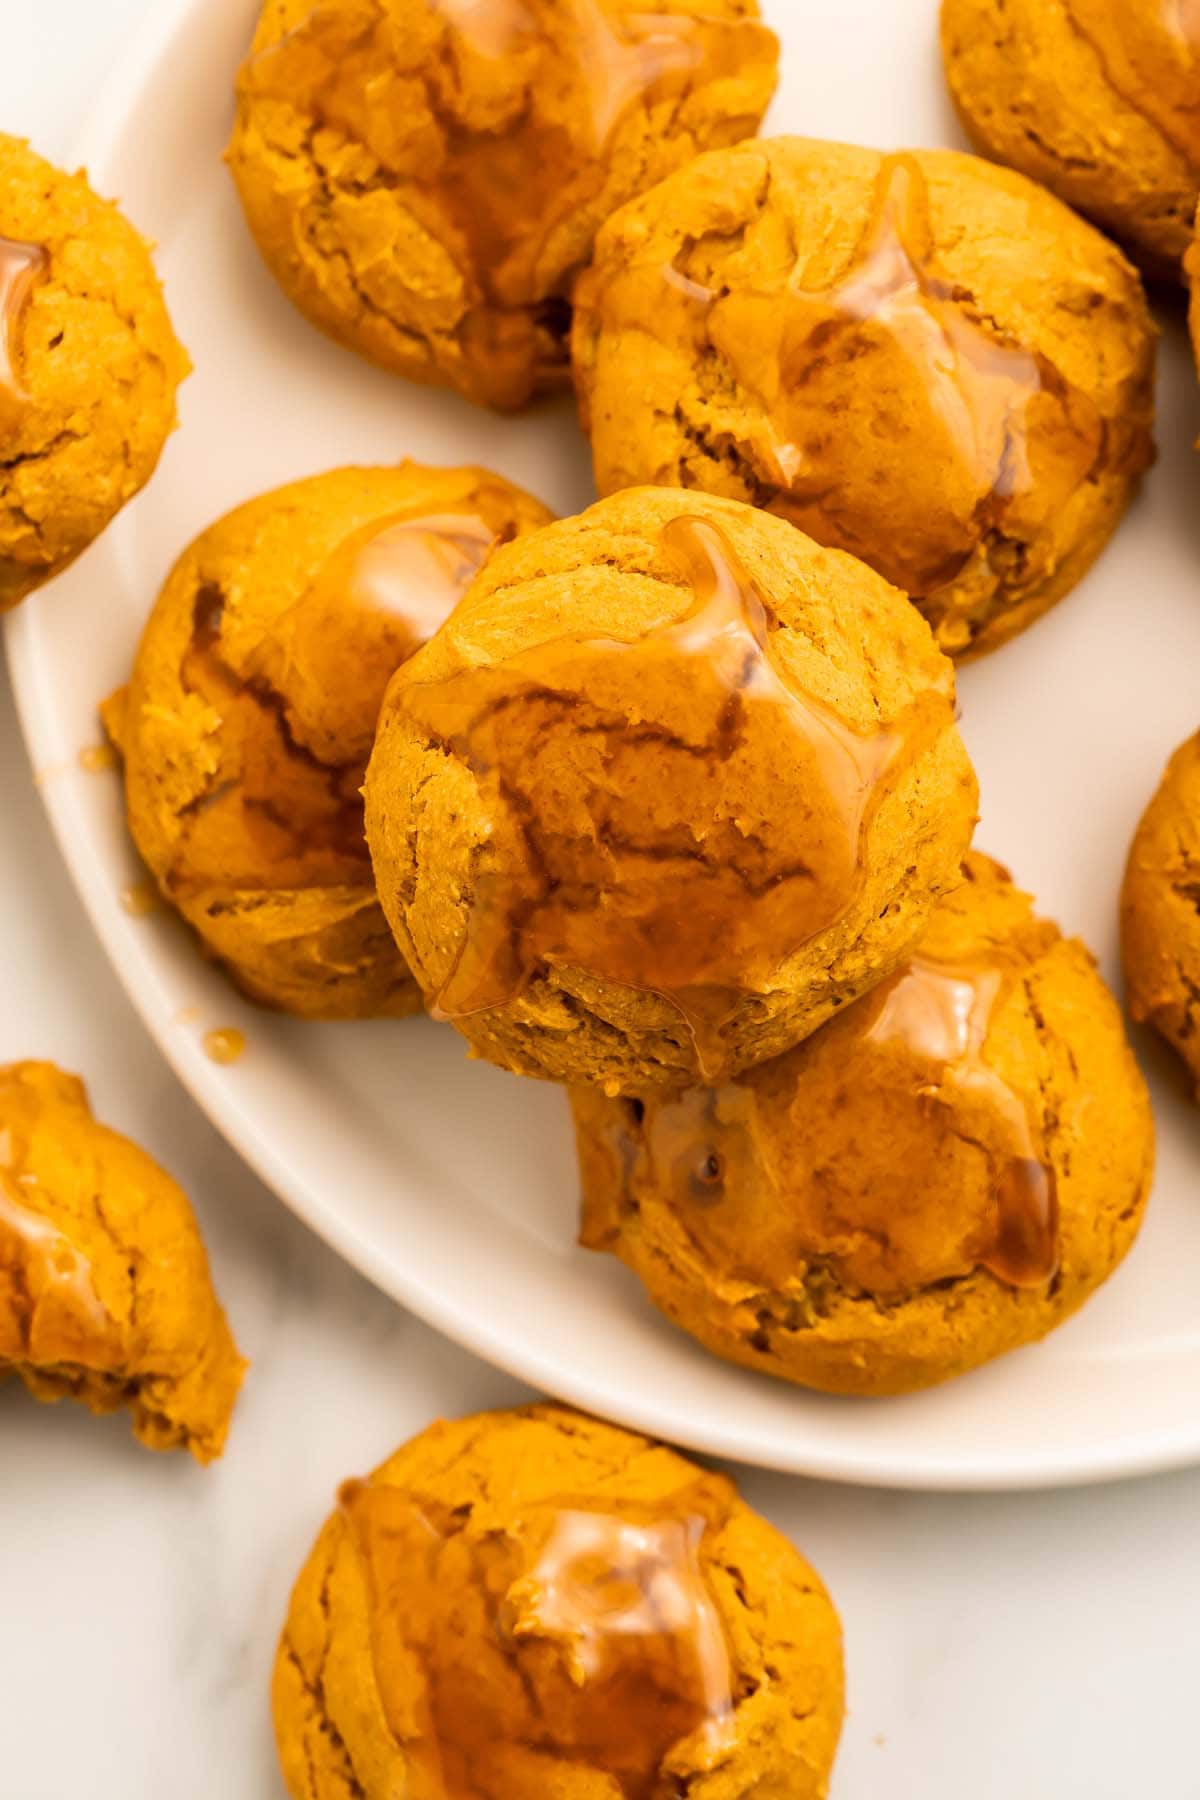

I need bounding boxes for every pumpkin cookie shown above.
[273,1404,843,1800]
[365,486,978,1091]
[1122,730,1200,1091]
[227,0,778,410]
[573,854,1154,1394]
[0,135,188,608]
[0,1061,244,1460]
[109,461,551,1019]
[572,137,1155,658]
[942,0,1200,275]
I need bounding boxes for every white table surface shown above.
[2,6,1197,1796]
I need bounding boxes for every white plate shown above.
[9,0,1200,1491]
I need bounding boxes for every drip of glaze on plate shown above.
[79,742,119,774]
[170,510,495,897]
[120,878,162,917]
[203,1028,246,1066]
[400,513,935,1079]
[0,236,47,425]
[340,1471,737,1797]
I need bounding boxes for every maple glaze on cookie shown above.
[573,854,1154,1394]
[366,486,977,1091]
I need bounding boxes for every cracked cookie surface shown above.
[272,1403,843,1800]
[572,853,1155,1394]
[110,461,552,1020]
[1122,729,1200,1093]
[571,136,1155,660]
[227,0,778,410]
[941,0,1200,275]
[0,134,188,609]
[0,1060,245,1460]
[364,485,978,1091]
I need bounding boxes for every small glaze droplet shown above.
[203,1028,246,1066]
[79,743,118,774]
[120,879,162,917]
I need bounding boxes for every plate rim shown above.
[7,0,1199,1494]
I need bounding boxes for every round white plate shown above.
[9,0,1200,1490]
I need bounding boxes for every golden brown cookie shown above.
[0,135,189,609]
[0,1061,245,1460]
[942,0,1200,276]
[573,854,1155,1395]
[273,1404,844,1800]
[365,485,978,1091]
[572,137,1155,659]
[111,461,552,1020]
[1122,730,1200,1091]
[226,0,778,410]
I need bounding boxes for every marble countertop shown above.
[2,7,1196,1796]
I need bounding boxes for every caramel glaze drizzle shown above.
[0,1130,117,1363]
[864,951,1058,1285]
[1163,0,1200,45]
[167,508,496,900]
[771,154,1106,595]
[243,0,774,329]
[590,154,1122,603]
[595,946,1058,1291]
[1064,1,1200,167]
[173,581,368,894]
[339,1470,737,1797]
[397,513,942,1079]
[0,235,47,426]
